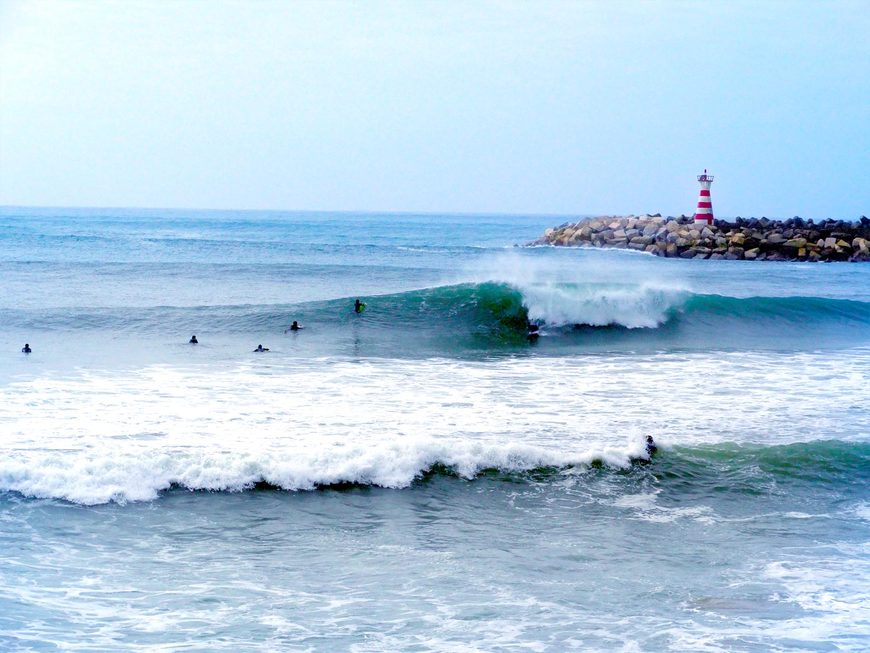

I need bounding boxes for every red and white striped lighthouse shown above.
[694,170,714,224]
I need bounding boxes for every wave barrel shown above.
[694,170,714,225]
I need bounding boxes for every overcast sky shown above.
[0,0,867,218]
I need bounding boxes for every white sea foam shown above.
[761,550,870,647]
[1,350,868,504]
[519,281,686,328]
[465,250,690,327]
[613,491,717,524]
[0,440,622,505]
[853,502,870,522]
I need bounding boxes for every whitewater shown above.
[1,207,869,652]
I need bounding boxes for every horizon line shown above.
[0,202,591,220]
[0,203,865,222]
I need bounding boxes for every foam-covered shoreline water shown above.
[2,350,868,504]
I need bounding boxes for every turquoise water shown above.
[1,207,869,651]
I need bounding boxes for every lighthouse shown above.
[694,170,714,224]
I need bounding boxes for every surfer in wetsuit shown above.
[646,435,658,456]
[21,343,31,354]
[254,344,269,352]
[527,322,540,342]
[354,299,364,314]
[288,321,301,331]
[189,335,198,344]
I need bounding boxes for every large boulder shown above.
[784,237,807,249]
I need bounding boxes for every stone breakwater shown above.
[531,215,870,262]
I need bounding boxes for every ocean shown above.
[1,206,868,652]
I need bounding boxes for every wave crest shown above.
[519,282,686,328]
[0,440,647,505]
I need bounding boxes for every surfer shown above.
[646,435,658,456]
[189,335,198,344]
[527,322,540,342]
[21,343,31,354]
[354,299,364,314]
[253,344,270,352]
[287,321,302,332]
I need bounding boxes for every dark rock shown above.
[531,215,869,263]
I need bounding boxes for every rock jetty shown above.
[531,215,870,262]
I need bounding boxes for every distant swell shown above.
[681,293,870,325]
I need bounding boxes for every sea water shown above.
[1,207,868,651]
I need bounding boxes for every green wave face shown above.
[653,440,870,491]
[4,283,869,354]
[415,440,870,505]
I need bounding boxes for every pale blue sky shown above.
[0,0,867,218]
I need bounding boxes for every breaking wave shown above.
[2,440,865,506]
[4,282,869,347]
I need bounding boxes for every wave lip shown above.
[519,282,687,329]
[0,439,650,505]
